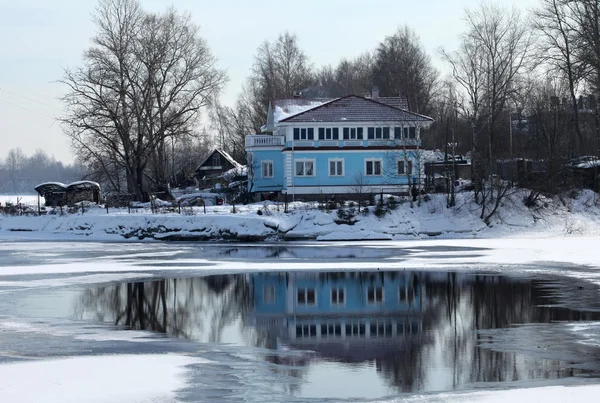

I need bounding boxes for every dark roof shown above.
[279,95,432,124]
[195,149,242,172]
[377,96,410,110]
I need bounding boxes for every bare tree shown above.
[534,0,584,155]
[60,0,226,200]
[373,26,439,115]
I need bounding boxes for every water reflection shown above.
[74,270,600,397]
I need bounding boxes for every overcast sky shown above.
[0,0,537,164]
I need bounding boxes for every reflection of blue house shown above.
[249,271,425,360]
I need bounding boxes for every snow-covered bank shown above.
[0,354,203,403]
[1,190,600,242]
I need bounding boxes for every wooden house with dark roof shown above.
[245,88,434,200]
[194,149,244,190]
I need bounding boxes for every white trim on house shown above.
[330,286,346,307]
[366,285,384,305]
[328,158,345,177]
[281,185,412,195]
[365,158,383,176]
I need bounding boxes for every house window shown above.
[394,127,402,138]
[397,160,413,175]
[403,127,416,139]
[211,153,221,166]
[293,128,315,140]
[295,159,315,177]
[318,128,339,140]
[329,159,344,176]
[296,324,317,338]
[365,159,382,176]
[370,321,393,338]
[264,285,275,304]
[345,322,366,337]
[331,287,345,305]
[367,286,383,304]
[261,161,274,178]
[367,127,389,140]
[321,323,342,338]
[343,127,363,140]
[297,288,316,305]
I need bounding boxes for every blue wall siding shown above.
[252,273,288,314]
[289,150,418,187]
[249,149,285,192]
[252,272,420,316]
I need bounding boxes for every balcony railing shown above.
[246,135,284,148]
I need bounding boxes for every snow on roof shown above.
[272,98,334,123]
[196,149,242,172]
[66,181,101,189]
[220,166,248,181]
[34,182,67,190]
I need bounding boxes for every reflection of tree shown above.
[374,272,600,392]
[74,275,253,343]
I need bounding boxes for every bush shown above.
[361,207,370,216]
[423,194,431,202]
[387,196,398,211]
[374,204,386,218]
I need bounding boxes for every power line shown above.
[0,98,56,120]
[0,87,56,110]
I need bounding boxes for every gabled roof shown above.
[279,95,433,124]
[195,149,242,172]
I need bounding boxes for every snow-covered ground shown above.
[3,189,600,402]
[1,189,600,242]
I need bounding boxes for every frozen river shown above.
[2,240,600,402]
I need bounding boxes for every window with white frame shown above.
[403,127,416,139]
[295,159,315,176]
[293,128,315,140]
[264,285,275,303]
[343,127,363,140]
[345,322,366,337]
[321,323,343,338]
[365,159,382,176]
[328,158,344,176]
[318,127,339,140]
[331,287,345,305]
[367,127,390,140]
[297,288,316,305]
[367,286,383,304]
[296,324,317,338]
[397,160,413,175]
[261,161,274,178]
[370,321,393,338]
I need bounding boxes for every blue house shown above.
[245,88,434,200]
[248,271,425,362]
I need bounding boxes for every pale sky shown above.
[0,0,537,164]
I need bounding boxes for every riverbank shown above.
[1,189,599,242]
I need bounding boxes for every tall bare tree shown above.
[534,0,584,155]
[60,0,226,200]
[373,26,439,114]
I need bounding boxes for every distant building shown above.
[194,149,244,190]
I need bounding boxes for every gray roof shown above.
[279,95,432,124]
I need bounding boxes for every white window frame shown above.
[345,321,366,338]
[295,159,315,177]
[328,158,344,177]
[264,285,275,304]
[330,287,345,305]
[367,285,384,305]
[297,287,316,306]
[365,158,383,176]
[296,324,317,339]
[396,159,413,176]
[261,160,274,178]
[321,323,343,338]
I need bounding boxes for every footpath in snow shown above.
[1,190,600,242]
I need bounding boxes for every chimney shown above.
[371,86,379,100]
